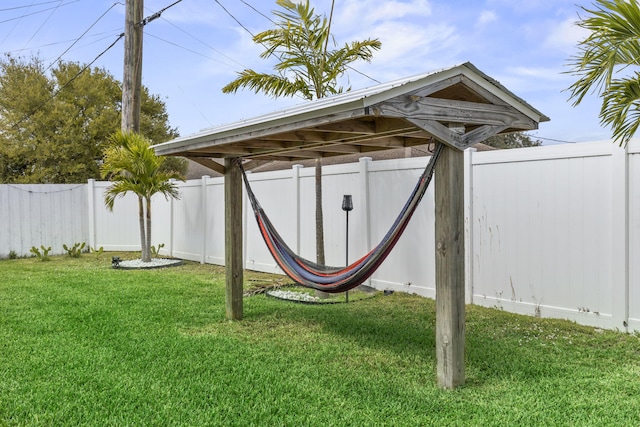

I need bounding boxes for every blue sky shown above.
[0,0,609,144]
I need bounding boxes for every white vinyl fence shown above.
[0,184,88,257]
[468,142,638,332]
[1,140,638,332]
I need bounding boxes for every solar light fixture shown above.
[342,194,353,212]
[342,195,353,302]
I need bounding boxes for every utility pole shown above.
[122,0,143,132]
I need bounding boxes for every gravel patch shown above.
[114,258,183,269]
[267,289,322,303]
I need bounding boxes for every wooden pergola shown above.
[153,62,548,389]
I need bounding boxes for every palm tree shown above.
[567,0,640,146]
[101,131,185,262]
[222,0,381,266]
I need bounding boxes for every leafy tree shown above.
[566,0,640,146]
[0,55,186,183]
[101,131,184,262]
[223,0,381,265]
[483,132,542,149]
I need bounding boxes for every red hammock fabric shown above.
[239,143,443,293]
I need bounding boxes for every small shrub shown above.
[150,243,165,258]
[30,245,52,261]
[8,250,17,260]
[63,242,86,258]
[90,246,104,258]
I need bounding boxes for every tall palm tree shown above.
[222,0,381,266]
[101,131,184,262]
[567,0,640,146]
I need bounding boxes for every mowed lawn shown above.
[1,254,639,426]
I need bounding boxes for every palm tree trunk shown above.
[138,195,150,262]
[144,196,152,262]
[315,158,329,298]
[315,158,325,264]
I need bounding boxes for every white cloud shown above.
[335,0,432,30]
[489,65,572,96]
[509,66,567,81]
[354,20,461,81]
[477,10,498,27]
[543,16,589,53]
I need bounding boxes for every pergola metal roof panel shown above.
[153,62,549,165]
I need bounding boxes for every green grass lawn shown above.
[1,254,639,426]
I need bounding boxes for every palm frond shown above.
[567,0,640,105]
[600,75,640,145]
[222,70,309,99]
[101,130,184,207]
[223,0,380,102]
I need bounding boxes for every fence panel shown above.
[170,180,206,262]
[469,143,617,328]
[366,158,437,296]
[628,146,640,331]
[243,169,299,273]
[203,177,225,266]
[0,184,87,257]
[90,181,141,252]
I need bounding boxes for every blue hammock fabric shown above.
[239,142,443,293]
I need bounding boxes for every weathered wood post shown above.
[434,144,465,389]
[122,0,143,133]
[225,158,243,320]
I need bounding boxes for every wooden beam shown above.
[434,144,465,389]
[406,118,466,150]
[313,120,377,134]
[242,159,274,171]
[406,75,463,98]
[187,157,225,175]
[372,97,535,129]
[459,75,512,106]
[462,124,510,147]
[315,144,362,154]
[261,130,328,143]
[224,158,243,320]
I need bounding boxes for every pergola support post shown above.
[435,144,465,389]
[225,158,243,320]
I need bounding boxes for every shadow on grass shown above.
[215,291,575,387]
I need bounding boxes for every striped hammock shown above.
[239,142,443,293]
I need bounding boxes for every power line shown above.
[533,135,577,144]
[145,32,237,68]
[157,15,247,69]
[0,0,36,47]
[239,0,274,24]
[4,31,118,55]
[21,0,65,51]
[45,2,121,71]
[346,65,380,84]
[214,0,257,39]
[138,0,183,27]
[0,0,80,24]
[0,1,69,12]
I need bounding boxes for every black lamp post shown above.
[342,195,353,302]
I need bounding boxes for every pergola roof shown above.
[153,62,548,173]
